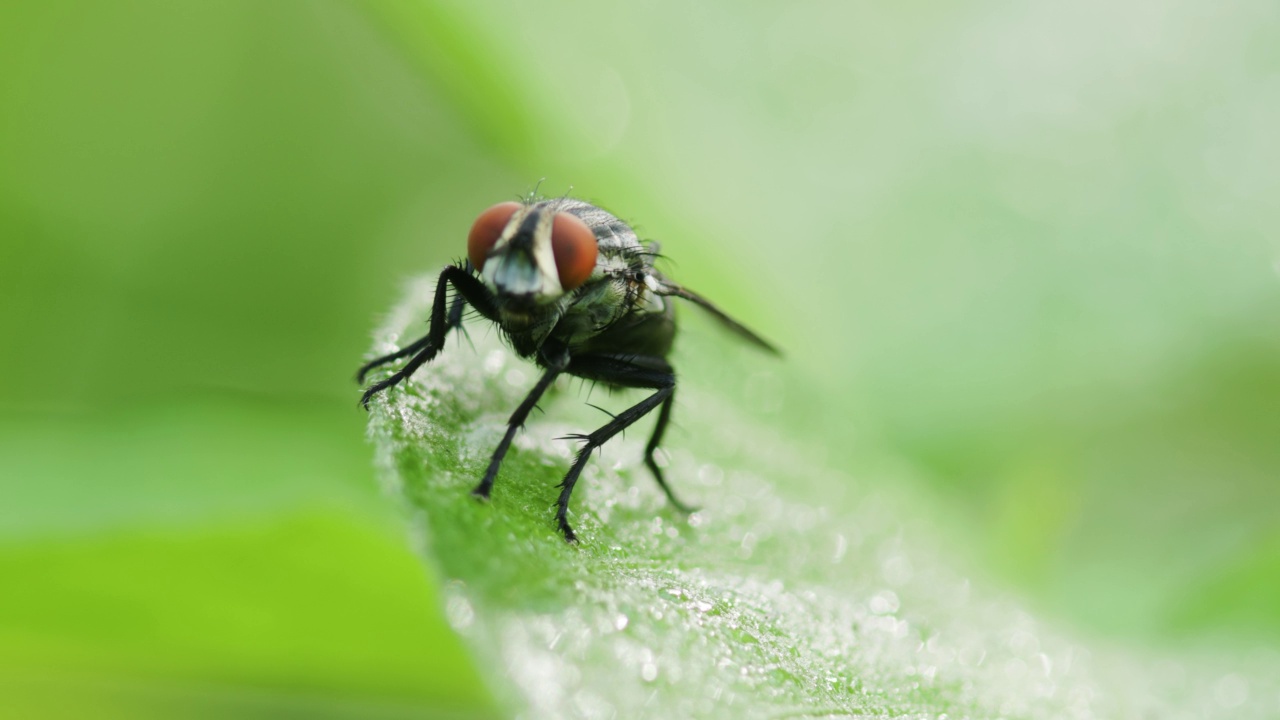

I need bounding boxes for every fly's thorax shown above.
[554,276,630,345]
[551,268,671,349]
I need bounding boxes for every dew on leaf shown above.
[366,275,1280,720]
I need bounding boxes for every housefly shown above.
[358,195,779,542]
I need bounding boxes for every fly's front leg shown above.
[355,293,467,384]
[556,354,677,542]
[472,350,569,500]
[359,264,497,408]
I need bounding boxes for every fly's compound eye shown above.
[551,212,598,291]
[467,202,522,272]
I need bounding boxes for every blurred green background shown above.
[2,0,1278,717]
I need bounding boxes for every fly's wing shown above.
[655,280,781,356]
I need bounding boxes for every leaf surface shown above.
[367,276,1279,720]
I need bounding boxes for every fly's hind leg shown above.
[643,390,696,514]
[556,354,678,542]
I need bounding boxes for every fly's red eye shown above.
[551,212,598,291]
[467,202,522,271]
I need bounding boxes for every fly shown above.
[358,195,779,542]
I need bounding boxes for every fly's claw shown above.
[359,375,401,410]
[559,522,579,544]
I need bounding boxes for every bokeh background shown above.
[2,1,1278,717]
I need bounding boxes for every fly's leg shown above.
[643,391,696,513]
[355,294,467,384]
[472,351,569,499]
[556,354,677,542]
[558,386,675,542]
[359,265,497,409]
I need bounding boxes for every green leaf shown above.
[0,509,497,720]
[367,277,1280,720]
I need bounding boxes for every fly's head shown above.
[467,201,598,329]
